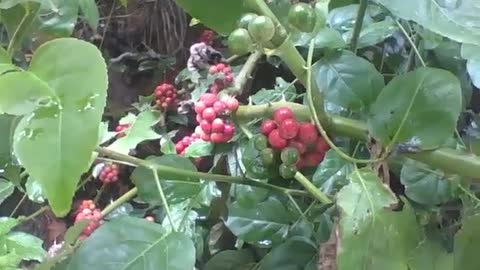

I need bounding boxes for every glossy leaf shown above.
[312,149,354,195]
[259,237,317,270]
[337,168,421,270]
[184,141,214,158]
[312,27,347,49]
[160,137,176,155]
[174,0,251,35]
[25,176,45,204]
[204,249,255,270]
[251,77,297,105]
[225,197,294,246]
[0,179,14,205]
[368,67,462,150]
[5,232,46,261]
[0,2,40,54]
[79,0,99,31]
[408,238,453,270]
[373,0,480,46]
[345,19,398,49]
[400,160,458,206]
[0,115,15,167]
[67,216,195,270]
[241,139,274,179]
[0,217,18,236]
[13,38,107,216]
[313,50,384,111]
[327,4,373,32]
[38,0,79,37]
[161,203,198,238]
[454,214,480,270]
[131,155,201,205]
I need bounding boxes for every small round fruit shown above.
[279,118,299,139]
[288,3,317,33]
[279,163,297,179]
[237,13,258,29]
[297,123,318,144]
[225,98,239,112]
[288,140,306,155]
[200,120,212,134]
[253,134,268,151]
[260,119,277,136]
[248,15,275,44]
[223,124,235,137]
[315,137,329,153]
[211,118,225,133]
[210,132,225,143]
[202,108,217,122]
[268,129,287,149]
[200,93,217,106]
[273,107,294,125]
[280,147,299,165]
[260,148,275,166]
[303,152,325,167]
[228,28,253,55]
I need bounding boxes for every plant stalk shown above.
[350,0,368,53]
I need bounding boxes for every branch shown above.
[350,0,368,53]
[233,50,262,94]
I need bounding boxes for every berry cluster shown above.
[175,132,201,155]
[115,124,130,138]
[97,163,120,184]
[74,200,103,239]
[154,83,179,110]
[199,30,215,45]
[194,93,238,144]
[208,64,234,94]
[256,107,329,178]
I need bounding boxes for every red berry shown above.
[182,137,191,146]
[175,142,184,153]
[210,132,225,143]
[268,129,287,149]
[289,140,306,155]
[260,120,277,136]
[223,67,232,74]
[216,63,226,71]
[211,118,225,133]
[200,120,212,134]
[223,123,235,137]
[273,107,294,125]
[194,126,203,136]
[225,98,239,112]
[209,66,218,74]
[209,84,219,94]
[279,118,299,139]
[202,108,216,122]
[225,75,234,84]
[303,152,325,167]
[213,101,226,114]
[201,133,211,141]
[315,137,329,153]
[200,93,217,106]
[297,123,318,144]
[196,114,203,123]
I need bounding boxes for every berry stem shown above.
[101,187,138,217]
[152,168,176,232]
[234,50,262,94]
[293,172,332,205]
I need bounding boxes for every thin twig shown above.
[233,50,263,94]
[350,0,368,53]
[395,20,426,67]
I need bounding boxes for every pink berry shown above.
[303,152,325,167]
[201,133,211,141]
[223,123,235,136]
[225,98,239,112]
[209,66,218,74]
[202,108,216,122]
[289,140,306,155]
[211,118,225,133]
[200,120,212,134]
[297,123,318,144]
[200,93,217,107]
[223,67,232,74]
[279,118,299,139]
[216,63,226,71]
[225,75,234,84]
[210,133,225,143]
[260,120,277,136]
[273,107,294,125]
[268,129,287,149]
[213,101,226,114]
[315,137,329,153]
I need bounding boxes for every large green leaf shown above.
[108,110,161,155]
[174,0,251,35]
[131,155,201,205]
[313,50,384,111]
[12,38,107,216]
[38,0,79,37]
[373,0,480,46]
[454,214,480,270]
[204,249,255,270]
[259,237,317,270]
[0,179,14,205]
[336,168,421,270]
[368,67,462,150]
[312,149,353,195]
[345,19,398,49]
[0,217,18,236]
[5,232,46,261]
[67,216,195,270]
[79,0,99,31]
[400,160,458,206]
[0,115,16,167]
[225,197,294,246]
[408,237,453,270]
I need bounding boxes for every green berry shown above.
[288,3,317,33]
[279,163,297,179]
[248,15,275,44]
[260,148,275,166]
[237,13,258,29]
[280,147,299,165]
[253,134,268,151]
[228,28,253,55]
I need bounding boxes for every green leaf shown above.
[0,217,18,236]
[161,202,198,238]
[373,0,480,46]
[368,67,462,150]
[25,176,45,204]
[13,38,107,216]
[400,160,458,206]
[108,110,161,154]
[174,0,251,35]
[79,0,99,31]
[0,2,40,54]
[313,50,384,111]
[66,216,195,270]
[184,141,214,158]
[0,47,10,63]
[337,168,421,270]
[408,237,453,270]
[466,58,480,88]
[160,137,176,155]
[312,149,353,195]
[241,139,274,179]
[345,19,398,49]
[131,155,201,205]
[64,220,89,245]
[0,115,15,167]
[5,232,46,261]
[259,237,317,270]
[312,27,347,49]
[0,252,21,269]
[38,0,80,37]
[460,43,480,59]
[327,4,373,32]
[251,78,297,105]
[454,214,480,270]
[225,197,294,246]
[0,179,14,205]
[204,249,255,270]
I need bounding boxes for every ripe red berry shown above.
[211,118,225,133]
[209,65,218,74]
[216,63,226,72]
[225,98,239,112]
[223,67,232,74]
[225,75,234,84]
[279,118,299,139]
[315,137,329,153]
[268,129,287,149]
[196,114,203,123]
[303,152,325,167]
[201,133,211,141]
[288,140,306,155]
[260,120,277,136]
[223,123,235,137]
[297,123,318,144]
[200,120,212,134]
[273,107,294,125]
[202,108,216,122]
[210,132,225,143]
[200,93,217,107]
[194,101,206,114]
[213,101,226,114]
